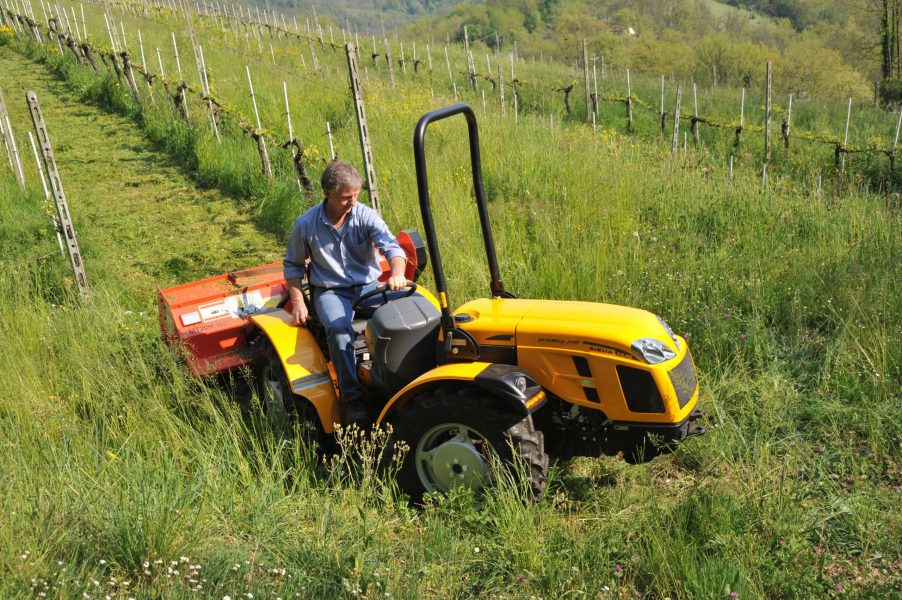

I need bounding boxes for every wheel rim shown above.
[260,363,289,427]
[414,423,492,494]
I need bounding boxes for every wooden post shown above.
[27,90,89,297]
[464,26,476,92]
[660,75,666,133]
[841,97,852,172]
[245,65,272,178]
[626,69,633,130]
[764,61,772,162]
[0,87,26,187]
[121,51,142,102]
[27,130,64,255]
[582,39,590,122]
[671,85,682,156]
[782,94,792,149]
[198,45,220,142]
[735,87,745,148]
[345,44,381,213]
[137,30,155,104]
[499,70,505,117]
[691,82,699,144]
[381,19,395,90]
[890,107,902,174]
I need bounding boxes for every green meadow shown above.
[0,2,900,597]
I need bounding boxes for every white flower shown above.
[473,547,480,553]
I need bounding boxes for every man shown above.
[283,159,407,428]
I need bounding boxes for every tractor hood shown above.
[454,298,678,364]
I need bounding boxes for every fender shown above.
[250,310,341,433]
[376,362,546,425]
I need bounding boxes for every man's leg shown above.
[313,287,369,426]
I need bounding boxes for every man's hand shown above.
[291,302,309,326]
[286,277,308,326]
[387,256,407,291]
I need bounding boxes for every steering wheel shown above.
[351,282,418,312]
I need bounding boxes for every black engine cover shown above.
[365,296,441,393]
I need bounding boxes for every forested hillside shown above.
[404,0,886,101]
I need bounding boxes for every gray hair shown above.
[321,159,363,192]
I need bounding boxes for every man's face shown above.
[324,186,360,216]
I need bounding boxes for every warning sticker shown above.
[180,311,202,326]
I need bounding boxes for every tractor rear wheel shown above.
[389,387,548,502]
[254,342,323,443]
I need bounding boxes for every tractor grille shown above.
[669,351,697,409]
[616,366,665,413]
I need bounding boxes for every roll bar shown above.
[413,103,510,353]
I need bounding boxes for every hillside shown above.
[1,1,900,598]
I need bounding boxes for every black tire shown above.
[254,342,323,443]
[388,386,549,502]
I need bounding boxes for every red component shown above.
[157,262,287,376]
[158,230,427,378]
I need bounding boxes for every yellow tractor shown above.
[158,104,704,501]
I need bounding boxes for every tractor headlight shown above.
[631,338,677,365]
[657,315,680,350]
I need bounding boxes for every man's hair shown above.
[321,159,363,192]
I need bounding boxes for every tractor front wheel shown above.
[389,387,548,502]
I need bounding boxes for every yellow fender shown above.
[376,362,547,425]
[250,310,341,433]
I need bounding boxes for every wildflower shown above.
[835,584,844,591]
[474,547,480,553]
[739,333,748,340]
[614,564,622,574]
[517,574,525,582]
[730,593,738,599]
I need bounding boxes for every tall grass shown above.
[0,7,900,598]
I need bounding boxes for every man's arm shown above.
[387,256,407,291]
[286,277,309,325]
[284,219,310,326]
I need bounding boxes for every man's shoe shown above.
[342,399,373,430]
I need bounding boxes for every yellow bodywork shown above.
[453,298,699,424]
[251,311,341,433]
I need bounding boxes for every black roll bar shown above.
[413,103,508,343]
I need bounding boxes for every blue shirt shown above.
[283,201,406,288]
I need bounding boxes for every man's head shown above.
[321,159,363,194]
[321,160,363,220]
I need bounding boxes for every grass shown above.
[1,7,901,599]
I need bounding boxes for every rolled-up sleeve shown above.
[283,218,308,280]
[367,210,406,262]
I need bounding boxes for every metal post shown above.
[27,91,89,296]
[345,43,381,212]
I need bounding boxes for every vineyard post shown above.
[874,81,879,110]
[345,43,381,213]
[381,19,396,89]
[464,26,476,92]
[626,68,633,130]
[670,85,681,156]
[444,45,453,88]
[729,154,733,178]
[765,61,772,163]
[891,107,902,174]
[27,90,89,297]
[426,43,432,72]
[68,6,79,39]
[400,41,406,74]
[481,89,486,113]
[0,88,26,188]
[155,47,174,112]
[79,3,85,42]
[660,76,666,133]
[485,52,492,77]
[172,32,189,118]
[761,162,767,191]
[121,51,142,102]
[26,130,63,255]
[582,38,590,122]
[326,122,335,159]
[735,87,745,148]
[198,45,220,142]
[782,94,792,149]
[691,82,699,144]
[282,82,311,194]
[0,118,13,175]
[841,97,851,172]
[245,65,272,178]
[499,70,505,117]
[137,30,155,104]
